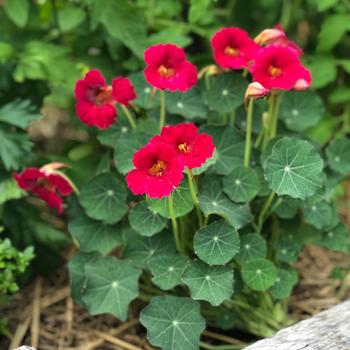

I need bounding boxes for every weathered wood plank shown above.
[244,301,350,350]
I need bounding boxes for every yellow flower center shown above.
[178,142,191,153]
[224,46,240,57]
[148,160,167,177]
[158,65,175,78]
[95,86,113,105]
[268,65,282,77]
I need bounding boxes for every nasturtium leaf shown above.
[216,310,239,330]
[58,5,86,32]
[303,200,339,230]
[124,229,176,268]
[223,167,260,203]
[256,168,271,197]
[275,239,302,263]
[148,254,188,290]
[79,174,128,224]
[115,128,153,174]
[205,72,247,113]
[166,86,207,120]
[182,260,234,306]
[275,197,302,219]
[264,137,324,199]
[82,256,142,320]
[326,138,350,175]
[68,208,124,255]
[147,181,194,219]
[241,258,277,291]
[280,91,324,132]
[193,220,240,265]
[4,0,29,28]
[235,233,267,265]
[129,201,167,237]
[129,72,159,109]
[198,176,252,229]
[140,296,205,350]
[269,268,297,299]
[317,224,350,252]
[68,251,100,306]
[201,126,245,175]
[191,150,218,175]
[97,115,130,148]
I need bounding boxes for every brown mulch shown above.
[1,183,350,349]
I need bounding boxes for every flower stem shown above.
[168,193,182,252]
[120,105,136,129]
[268,92,280,139]
[257,192,276,233]
[244,98,254,167]
[187,170,203,227]
[229,110,236,127]
[159,90,166,131]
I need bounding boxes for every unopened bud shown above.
[294,78,310,91]
[245,82,269,106]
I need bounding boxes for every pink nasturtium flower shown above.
[211,27,259,69]
[254,24,303,56]
[13,163,73,214]
[245,82,269,105]
[250,45,311,90]
[74,69,136,129]
[126,142,184,199]
[144,44,198,91]
[155,123,215,170]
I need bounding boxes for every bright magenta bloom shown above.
[294,67,312,91]
[211,27,259,69]
[74,69,136,129]
[144,44,198,91]
[13,163,73,214]
[250,46,311,90]
[126,142,184,199]
[157,123,215,170]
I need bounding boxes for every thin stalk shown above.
[168,194,182,253]
[159,90,166,131]
[267,197,284,217]
[257,192,276,232]
[229,110,236,127]
[244,98,254,167]
[120,105,136,129]
[187,170,203,227]
[269,93,281,139]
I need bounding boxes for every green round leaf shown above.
[198,176,252,229]
[129,201,167,237]
[235,233,267,265]
[201,126,245,175]
[223,167,260,203]
[317,224,350,252]
[269,267,298,300]
[166,86,207,120]
[193,220,240,265]
[275,197,301,219]
[147,180,194,219]
[280,90,324,132]
[205,72,247,113]
[68,210,124,255]
[241,258,277,291]
[264,137,324,199]
[140,296,205,350]
[124,229,176,268]
[68,251,100,307]
[80,173,128,224]
[182,260,234,306]
[215,310,239,330]
[82,256,142,321]
[148,254,188,290]
[303,200,339,230]
[275,239,302,263]
[129,72,159,109]
[326,138,350,175]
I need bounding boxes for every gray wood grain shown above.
[244,301,350,350]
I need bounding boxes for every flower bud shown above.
[294,78,310,91]
[245,82,269,105]
[254,27,285,46]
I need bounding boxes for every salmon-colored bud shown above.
[245,82,269,106]
[40,162,68,175]
[294,78,310,91]
[254,28,285,45]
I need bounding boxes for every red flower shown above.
[144,44,198,92]
[250,46,310,90]
[126,142,184,198]
[156,123,215,170]
[211,27,259,69]
[13,163,73,214]
[254,24,303,56]
[74,69,136,129]
[293,66,312,91]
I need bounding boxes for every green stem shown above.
[120,105,136,129]
[270,94,281,139]
[229,110,236,127]
[187,170,203,227]
[257,192,276,232]
[159,90,166,131]
[267,198,284,217]
[244,98,254,167]
[280,0,293,30]
[168,194,182,253]
[199,342,243,350]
